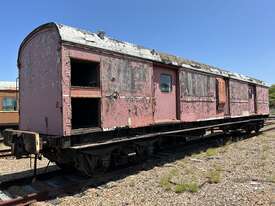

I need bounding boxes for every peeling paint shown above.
[17,23,270,136]
[19,23,267,87]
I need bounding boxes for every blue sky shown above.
[0,0,274,84]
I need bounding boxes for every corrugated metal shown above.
[18,23,267,87]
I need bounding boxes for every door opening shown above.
[71,98,100,129]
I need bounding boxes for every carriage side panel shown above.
[256,86,269,115]
[179,69,222,121]
[229,80,249,117]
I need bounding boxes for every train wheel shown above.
[75,153,97,176]
[96,154,111,173]
[55,162,76,171]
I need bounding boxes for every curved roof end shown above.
[17,22,60,68]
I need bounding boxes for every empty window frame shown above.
[160,74,172,92]
[2,97,17,111]
[71,98,100,129]
[71,58,100,87]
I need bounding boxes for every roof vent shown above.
[97,31,106,39]
[151,49,157,55]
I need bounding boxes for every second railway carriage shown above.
[4,23,269,175]
[0,81,18,138]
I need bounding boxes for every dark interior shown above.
[71,58,100,87]
[71,98,100,129]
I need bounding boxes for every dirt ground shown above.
[1,122,275,206]
[0,150,56,181]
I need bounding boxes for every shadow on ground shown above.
[0,128,272,203]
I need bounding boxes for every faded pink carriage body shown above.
[18,23,270,137]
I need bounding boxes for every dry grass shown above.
[205,148,218,157]
[207,169,221,184]
[159,168,199,193]
[159,168,178,191]
[266,174,275,183]
[174,182,199,193]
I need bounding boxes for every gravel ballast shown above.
[1,123,275,206]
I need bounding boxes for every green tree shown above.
[269,84,275,113]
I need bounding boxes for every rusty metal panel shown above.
[179,70,221,121]
[248,85,256,114]
[216,78,228,114]
[229,80,249,117]
[256,86,269,115]
[18,28,63,135]
[100,55,153,129]
[216,78,226,105]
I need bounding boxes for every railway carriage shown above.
[0,81,18,138]
[3,23,269,175]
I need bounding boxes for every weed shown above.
[266,175,275,183]
[159,175,172,190]
[205,148,217,157]
[174,182,199,193]
[177,161,186,168]
[129,181,135,187]
[207,169,221,184]
[213,164,223,172]
[159,168,179,191]
[262,145,270,152]
[261,152,268,160]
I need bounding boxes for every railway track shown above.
[0,122,274,206]
[0,131,270,204]
[0,169,89,206]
